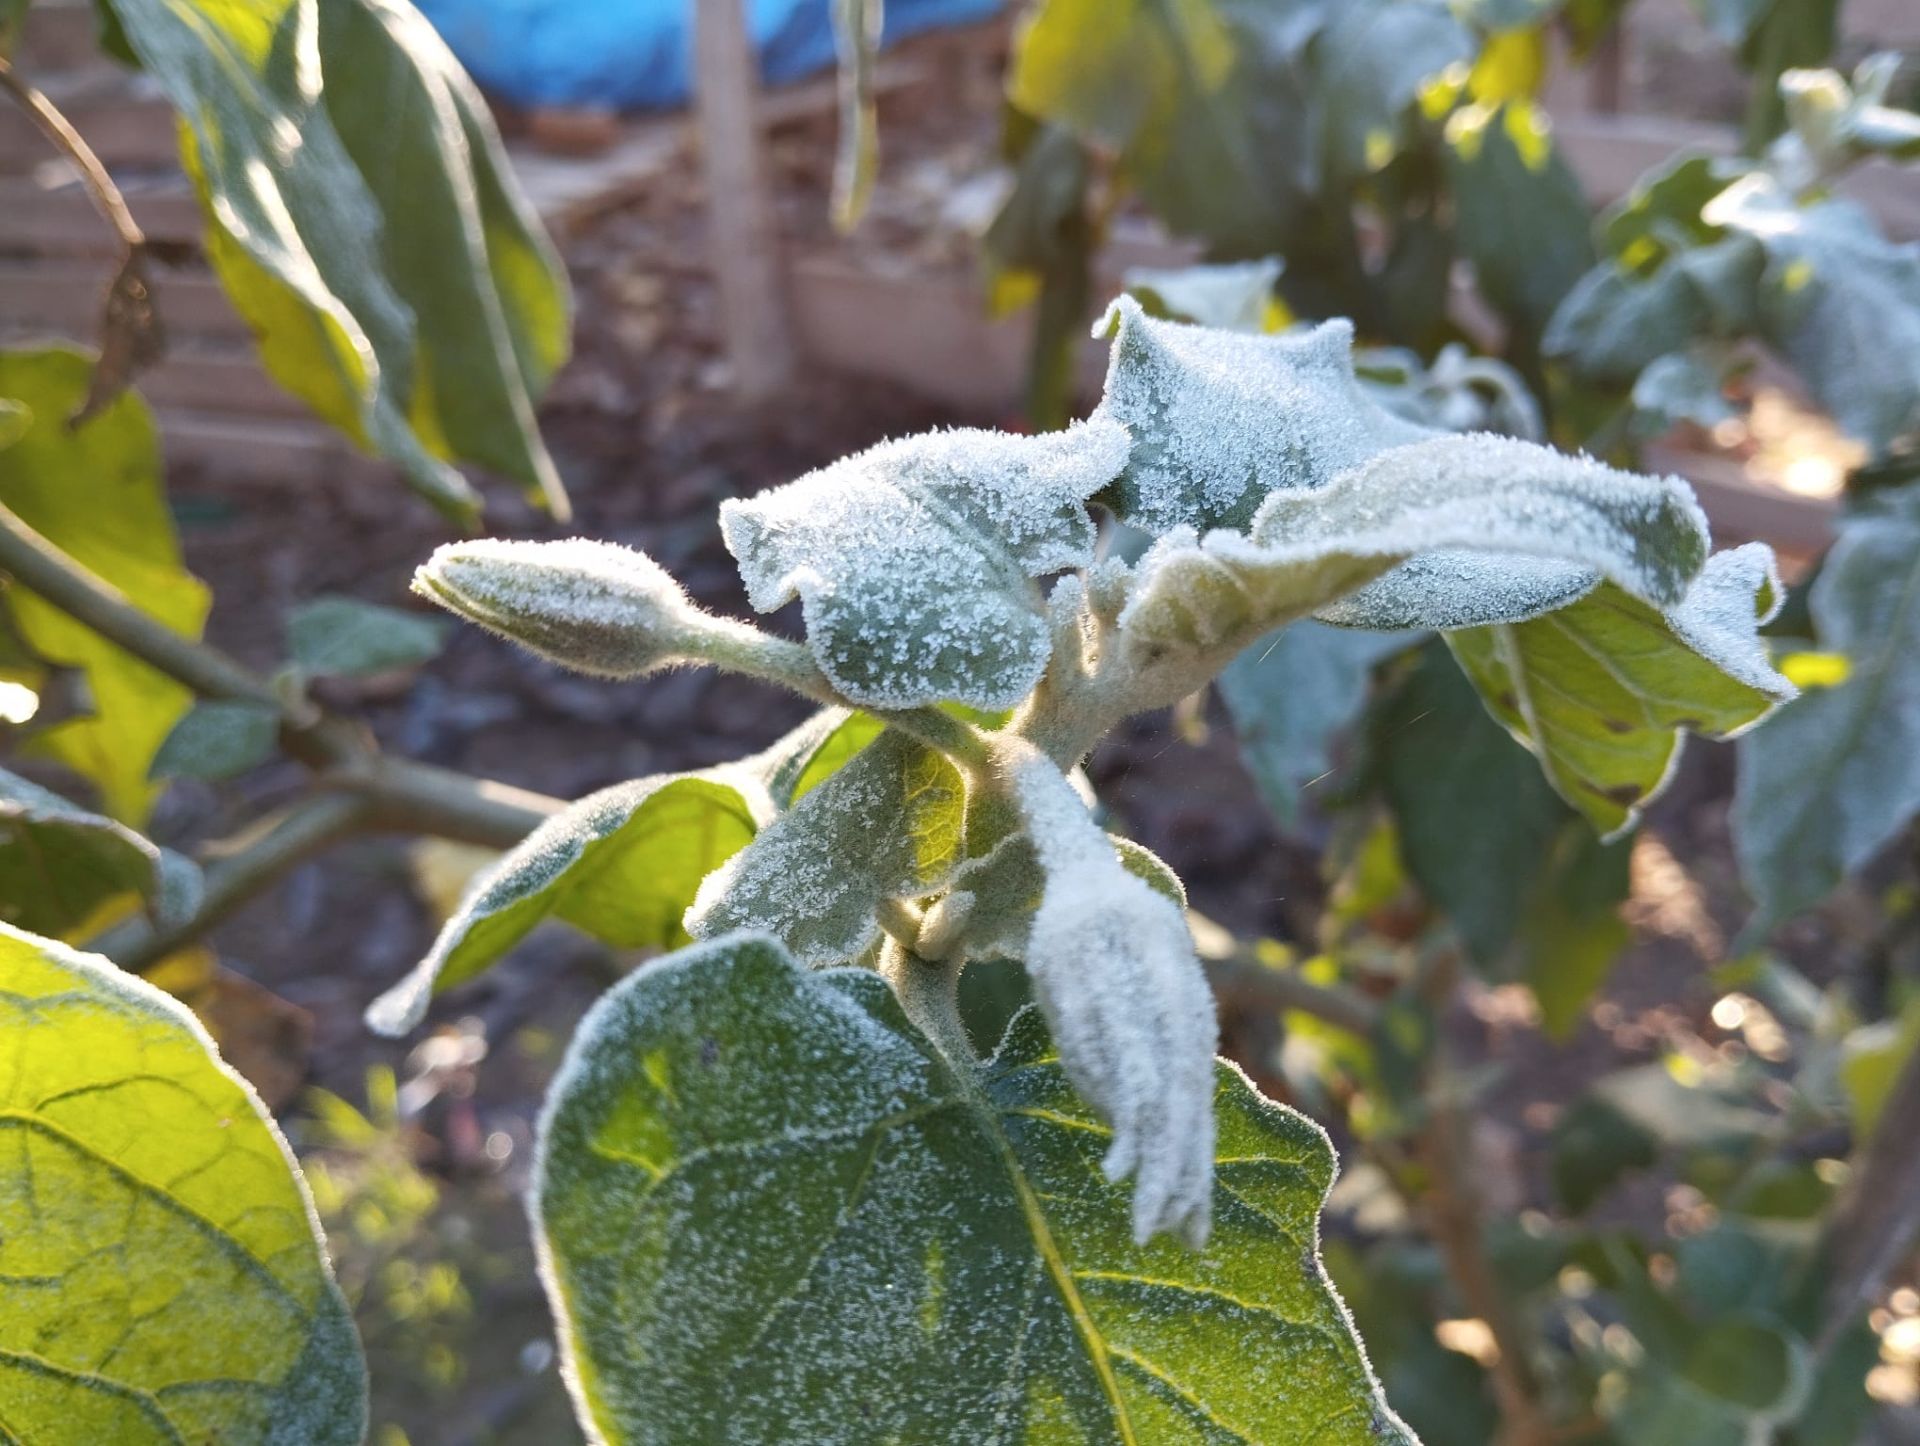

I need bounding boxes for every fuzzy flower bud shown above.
[1008,747,1218,1247]
[414,538,705,678]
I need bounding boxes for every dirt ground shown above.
[149,50,1867,1445]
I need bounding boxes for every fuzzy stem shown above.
[880,939,977,1068]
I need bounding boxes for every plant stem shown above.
[86,793,374,970]
[1815,1036,1920,1358]
[1420,962,1554,1446]
[880,940,977,1068]
[0,56,145,254]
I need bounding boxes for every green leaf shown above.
[1116,428,1711,664]
[1220,621,1417,830]
[1445,101,1595,352]
[1706,175,1920,456]
[367,768,768,1035]
[150,699,280,782]
[687,731,966,965]
[0,766,201,937]
[1838,1002,1920,1139]
[1551,1094,1658,1213]
[534,933,1415,1444]
[0,398,25,450]
[0,0,26,58]
[1315,0,1474,180]
[719,420,1126,709]
[106,0,569,520]
[1447,543,1793,837]
[0,923,366,1442]
[0,347,210,824]
[1007,0,1293,254]
[1373,641,1629,998]
[287,593,447,678]
[1734,496,1920,928]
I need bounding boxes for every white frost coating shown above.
[1008,748,1218,1247]
[1123,256,1283,332]
[1667,542,1795,701]
[1090,293,1432,533]
[719,419,1130,709]
[1119,432,1710,656]
[414,537,704,678]
[1317,551,1600,631]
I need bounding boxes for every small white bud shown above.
[414,538,704,678]
[1008,747,1218,1247]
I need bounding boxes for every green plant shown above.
[4,0,1920,1441]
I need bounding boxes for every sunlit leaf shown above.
[287,594,447,679]
[0,923,366,1442]
[368,768,768,1035]
[0,347,209,823]
[1449,544,1794,836]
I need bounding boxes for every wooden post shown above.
[692,0,798,401]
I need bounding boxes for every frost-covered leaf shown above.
[534,932,1414,1445]
[1449,543,1794,836]
[367,769,767,1035]
[1354,343,1545,440]
[1011,751,1218,1245]
[104,0,570,519]
[0,923,365,1442]
[1091,295,1431,535]
[687,731,966,965]
[287,594,447,679]
[1221,621,1419,829]
[151,699,280,782]
[414,537,704,679]
[1735,498,1920,928]
[1119,431,1709,664]
[1706,175,1920,456]
[1545,235,1766,386]
[720,421,1126,709]
[927,829,1185,964]
[1123,256,1283,332]
[0,767,202,937]
[0,348,210,824]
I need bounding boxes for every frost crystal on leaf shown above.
[414,537,704,678]
[1090,293,1431,533]
[719,419,1129,709]
[1009,748,1218,1246]
[1118,432,1710,660]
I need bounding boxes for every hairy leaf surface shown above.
[1448,544,1793,836]
[1092,296,1430,535]
[720,421,1126,709]
[1735,499,1920,928]
[0,348,210,823]
[0,924,365,1443]
[1118,431,1709,663]
[151,700,281,782]
[0,767,201,938]
[368,769,767,1034]
[534,933,1414,1445]
[104,0,569,518]
[687,731,965,966]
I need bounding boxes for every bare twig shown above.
[0,55,144,253]
[86,793,376,970]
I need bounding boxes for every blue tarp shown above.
[415,0,1005,111]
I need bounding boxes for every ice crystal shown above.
[720,420,1129,709]
[414,537,703,678]
[1123,255,1283,332]
[1009,749,1217,1246]
[1119,432,1710,657]
[1090,294,1431,534]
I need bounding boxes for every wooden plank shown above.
[0,177,202,253]
[156,409,396,490]
[15,2,101,72]
[0,261,246,339]
[692,0,796,399]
